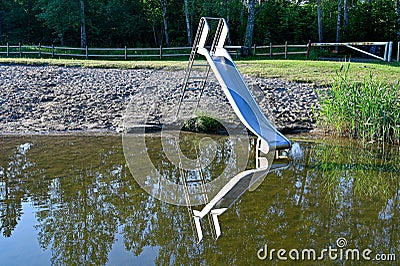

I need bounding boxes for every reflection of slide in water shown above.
[192,158,289,242]
[181,18,292,242]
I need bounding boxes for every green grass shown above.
[318,64,400,144]
[1,57,399,87]
[237,59,400,87]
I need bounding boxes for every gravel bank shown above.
[0,64,319,134]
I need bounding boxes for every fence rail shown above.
[251,41,311,59]
[0,42,311,60]
[1,42,397,61]
[0,43,239,60]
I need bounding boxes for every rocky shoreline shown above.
[0,64,320,134]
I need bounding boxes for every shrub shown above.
[182,115,227,135]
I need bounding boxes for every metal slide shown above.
[177,17,292,242]
[179,17,291,154]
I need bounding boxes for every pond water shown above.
[0,133,399,265]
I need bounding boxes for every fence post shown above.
[387,41,393,62]
[384,42,388,61]
[397,41,399,62]
[85,45,88,60]
[38,43,41,58]
[19,42,21,58]
[253,44,256,56]
[284,41,288,59]
[269,42,272,58]
[6,42,9,57]
[52,44,54,57]
[159,45,162,59]
[306,40,311,59]
[124,46,127,60]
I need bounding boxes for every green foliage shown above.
[0,0,44,43]
[346,0,398,41]
[36,0,80,45]
[254,1,317,45]
[318,63,400,144]
[182,115,227,134]
[1,0,399,48]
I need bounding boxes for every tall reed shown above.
[318,64,400,144]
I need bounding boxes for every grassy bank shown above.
[1,57,399,87]
[318,64,400,144]
[238,60,400,87]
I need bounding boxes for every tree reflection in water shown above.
[0,135,399,265]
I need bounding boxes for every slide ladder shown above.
[176,18,212,118]
[177,144,217,243]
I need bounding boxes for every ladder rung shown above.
[186,179,202,183]
[182,99,198,103]
[185,87,202,91]
[191,191,207,196]
[188,76,207,80]
[193,64,209,67]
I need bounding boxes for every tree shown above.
[0,0,43,44]
[142,0,163,47]
[79,0,86,48]
[0,10,3,44]
[0,0,399,48]
[343,0,349,34]
[336,0,342,51]
[398,0,400,40]
[36,0,80,45]
[159,0,169,47]
[244,0,255,48]
[184,0,191,46]
[318,0,323,42]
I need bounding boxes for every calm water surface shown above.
[0,134,399,265]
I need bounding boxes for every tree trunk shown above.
[152,24,158,47]
[336,0,342,52]
[397,0,400,41]
[317,0,323,43]
[79,0,87,48]
[0,11,3,44]
[184,0,191,46]
[244,0,255,49]
[160,0,169,47]
[343,0,349,38]
[226,0,231,45]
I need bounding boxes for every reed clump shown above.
[318,64,400,145]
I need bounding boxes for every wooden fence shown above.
[252,41,311,59]
[1,42,398,61]
[0,42,311,60]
